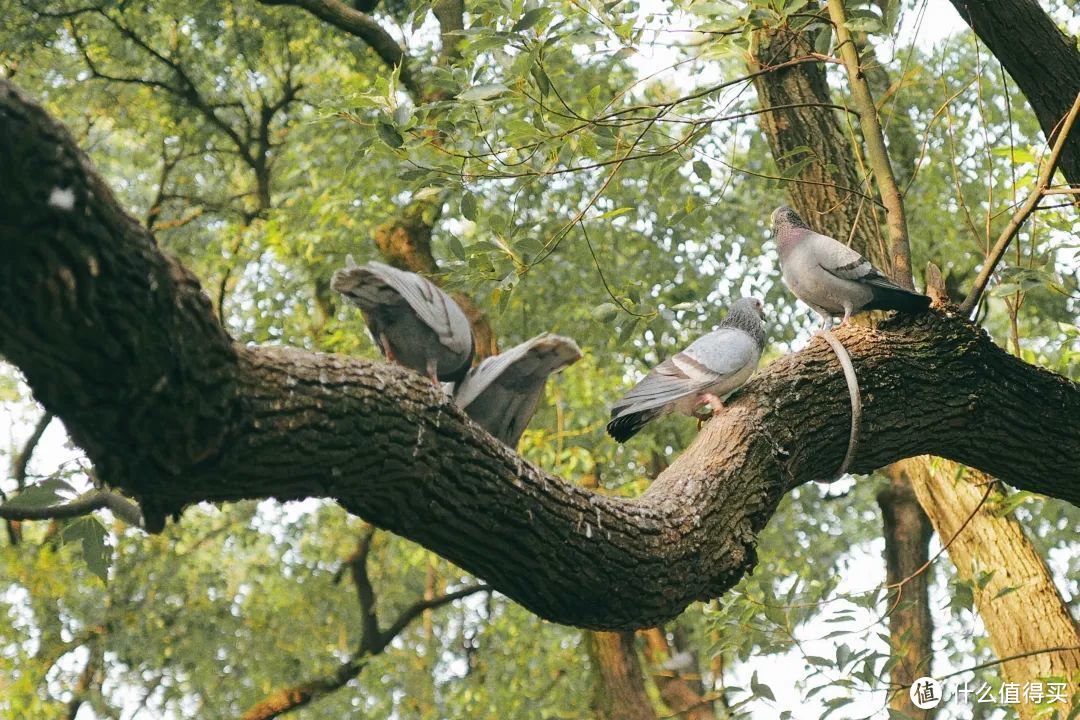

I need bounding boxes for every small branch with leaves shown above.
[960,90,1080,315]
[241,528,488,720]
[0,488,143,527]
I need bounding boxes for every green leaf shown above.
[530,64,551,96]
[844,17,882,33]
[750,671,776,701]
[447,235,466,261]
[804,655,834,667]
[376,121,404,148]
[1,477,75,509]
[814,24,834,55]
[993,584,1021,600]
[512,8,549,33]
[596,207,632,220]
[592,302,620,322]
[693,160,712,183]
[457,83,509,102]
[61,516,110,583]
[461,192,478,221]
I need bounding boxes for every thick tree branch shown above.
[258,0,419,97]
[948,0,1080,186]
[2,79,1079,630]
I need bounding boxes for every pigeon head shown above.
[770,206,811,233]
[724,296,768,349]
[770,206,813,255]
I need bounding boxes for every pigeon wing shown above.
[455,334,582,446]
[361,261,473,356]
[610,327,754,417]
[808,232,911,292]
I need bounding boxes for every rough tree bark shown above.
[877,470,935,717]
[906,457,1080,720]
[948,0,1080,186]
[3,80,1080,630]
[587,632,658,720]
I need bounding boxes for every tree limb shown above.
[0,489,144,526]
[258,0,419,97]
[2,79,1079,630]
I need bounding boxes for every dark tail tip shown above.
[870,287,932,314]
[606,409,655,443]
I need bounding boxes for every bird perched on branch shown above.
[453,333,582,448]
[607,297,767,443]
[331,257,474,383]
[771,206,930,328]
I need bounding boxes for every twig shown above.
[12,412,52,490]
[0,488,143,526]
[960,90,1080,315]
[827,0,913,288]
[911,645,1080,686]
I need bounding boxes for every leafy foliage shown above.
[1,0,1078,717]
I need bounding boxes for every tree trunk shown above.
[588,631,658,720]
[640,628,715,720]
[948,0,1080,186]
[750,19,885,265]
[878,469,935,717]
[905,457,1080,720]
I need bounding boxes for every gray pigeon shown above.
[453,334,582,447]
[771,206,930,327]
[607,297,767,443]
[331,257,474,383]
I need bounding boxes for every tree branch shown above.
[375,584,488,651]
[948,0,1080,186]
[0,488,143,526]
[258,0,419,98]
[2,79,1079,629]
[240,575,486,720]
[827,0,913,287]
[11,412,53,490]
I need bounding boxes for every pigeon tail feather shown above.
[865,285,932,314]
[606,407,662,443]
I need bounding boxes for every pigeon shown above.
[453,334,582,447]
[607,297,767,443]
[451,334,578,446]
[771,206,930,327]
[331,257,474,383]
